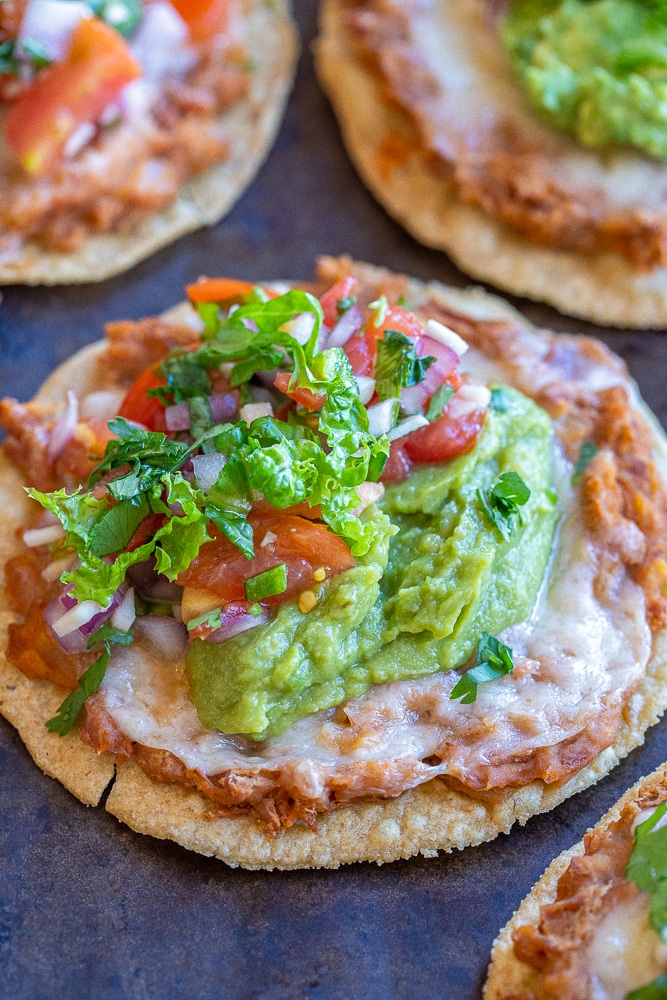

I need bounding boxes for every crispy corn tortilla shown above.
[4,271,667,869]
[315,0,667,329]
[482,762,667,999]
[0,1,298,286]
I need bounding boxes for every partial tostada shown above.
[316,0,667,327]
[0,0,297,284]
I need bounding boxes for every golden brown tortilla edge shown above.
[315,0,667,329]
[4,270,667,867]
[0,0,298,286]
[481,762,667,999]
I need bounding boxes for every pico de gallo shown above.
[11,274,557,740]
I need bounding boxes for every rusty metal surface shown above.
[1,3,667,997]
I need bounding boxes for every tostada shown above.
[0,0,297,284]
[2,257,667,869]
[484,762,667,999]
[316,0,667,327]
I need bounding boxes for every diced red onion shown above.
[126,559,184,603]
[135,614,188,660]
[283,313,315,346]
[388,415,429,441]
[355,375,376,405]
[23,524,65,548]
[41,553,76,582]
[448,383,492,419]
[130,1,194,81]
[325,305,364,349]
[204,606,273,643]
[44,587,123,653]
[400,337,459,415]
[209,392,239,423]
[48,390,78,461]
[19,1,88,62]
[111,588,136,633]
[367,399,398,437]
[240,402,273,425]
[192,453,227,492]
[425,319,469,358]
[352,482,384,515]
[165,402,190,431]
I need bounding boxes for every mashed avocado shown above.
[187,387,558,740]
[503,0,667,157]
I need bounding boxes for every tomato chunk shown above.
[118,366,167,432]
[5,17,141,175]
[178,512,355,618]
[319,276,358,328]
[402,408,487,465]
[274,371,325,412]
[186,277,256,306]
[169,0,230,42]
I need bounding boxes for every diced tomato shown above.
[178,512,355,617]
[126,514,168,553]
[319,276,358,328]
[380,444,413,484]
[274,371,325,412]
[5,18,141,175]
[169,0,230,42]
[186,276,256,307]
[344,305,426,378]
[118,366,167,432]
[402,408,487,465]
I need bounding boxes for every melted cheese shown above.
[98,344,652,801]
[587,893,666,999]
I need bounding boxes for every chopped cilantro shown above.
[572,441,598,485]
[426,383,455,421]
[477,471,531,542]
[489,387,513,413]
[336,296,357,314]
[244,563,288,602]
[90,0,143,36]
[46,647,111,736]
[626,974,667,999]
[626,802,667,941]
[87,624,135,649]
[186,608,222,632]
[450,633,515,704]
[375,331,435,401]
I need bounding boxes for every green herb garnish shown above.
[45,647,111,736]
[477,471,531,542]
[572,441,598,484]
[626,802,667,940]
[426,383,455,421]
[450,633,515,704]
[244,563,288,602]
[626,973,667,999]
[374,331,435,401]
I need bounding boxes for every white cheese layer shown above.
[587,890,666,999]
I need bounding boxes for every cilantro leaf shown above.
[450,633,515,704]
[89,495,151,557]
[45,647,110,736]
[87,624,134,649]
[477,471,531,542]
[572,441,598,485]
[186,607,222,632]
[626,802,667,942]
[426,383,455,421]
[374,331,434,401]
[626,974,667,999]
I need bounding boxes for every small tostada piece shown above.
[0,0,297,284]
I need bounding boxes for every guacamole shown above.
[503,0,667,157]
[187,387,559,740]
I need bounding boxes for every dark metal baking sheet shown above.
[2,3,667,997]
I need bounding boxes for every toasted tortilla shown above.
[482,762,667,999]
[315,0,667,328]
[0,1,298,286]
[3,265,667,869]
